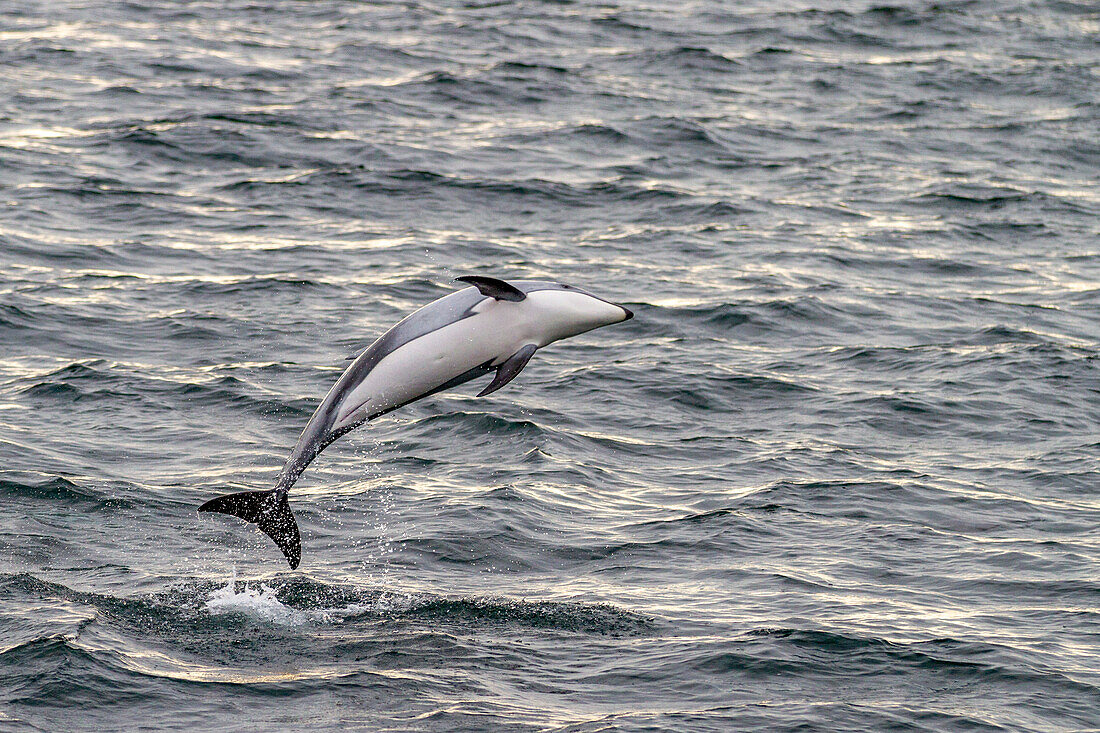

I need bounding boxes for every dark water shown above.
[2,0,1099,730]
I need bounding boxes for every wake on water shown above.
[203,569,409,626]
[199,569,651,639]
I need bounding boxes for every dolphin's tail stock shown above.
[199,490,301,569]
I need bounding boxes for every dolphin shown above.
[199,275,633,568]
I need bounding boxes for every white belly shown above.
[333,301,537,430]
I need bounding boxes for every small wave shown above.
[0,629,109,682]
[648,298,853,341]
[385,168,690,204]
[912,184,1034,208]
[177,376,316,419]
[200,111,318,130]
[387,70,537,106]
[404,410,547,442]
[485,59,572,77]
[500,122,631,148]
[613,46,743,73]
[659,200,755,224]
[178,275,336,297]
[741,627,1100,694]
[625,116,733,153]
[0,303,37,331]
[6,361,312,419]
[0,474,119,511]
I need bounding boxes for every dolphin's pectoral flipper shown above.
[455,275,526,302]
[478,344,538,397]
[199,490,302,569]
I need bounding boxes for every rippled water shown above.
[2,1,1099,731]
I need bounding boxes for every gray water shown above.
[2,1,1099,731]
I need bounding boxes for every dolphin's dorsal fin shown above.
[478,344,538,397]
[455,275,526,302]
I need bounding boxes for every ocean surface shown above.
[2,0,1099,730]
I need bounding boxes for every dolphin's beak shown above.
[620,305,634,321]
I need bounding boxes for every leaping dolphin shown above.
[199,275,633,568]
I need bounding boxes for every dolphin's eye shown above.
[560,283,572,289]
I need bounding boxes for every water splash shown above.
[204,568,313,626]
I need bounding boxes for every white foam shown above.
[204,570,312,626]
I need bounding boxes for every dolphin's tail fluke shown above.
[199,490,301,569]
